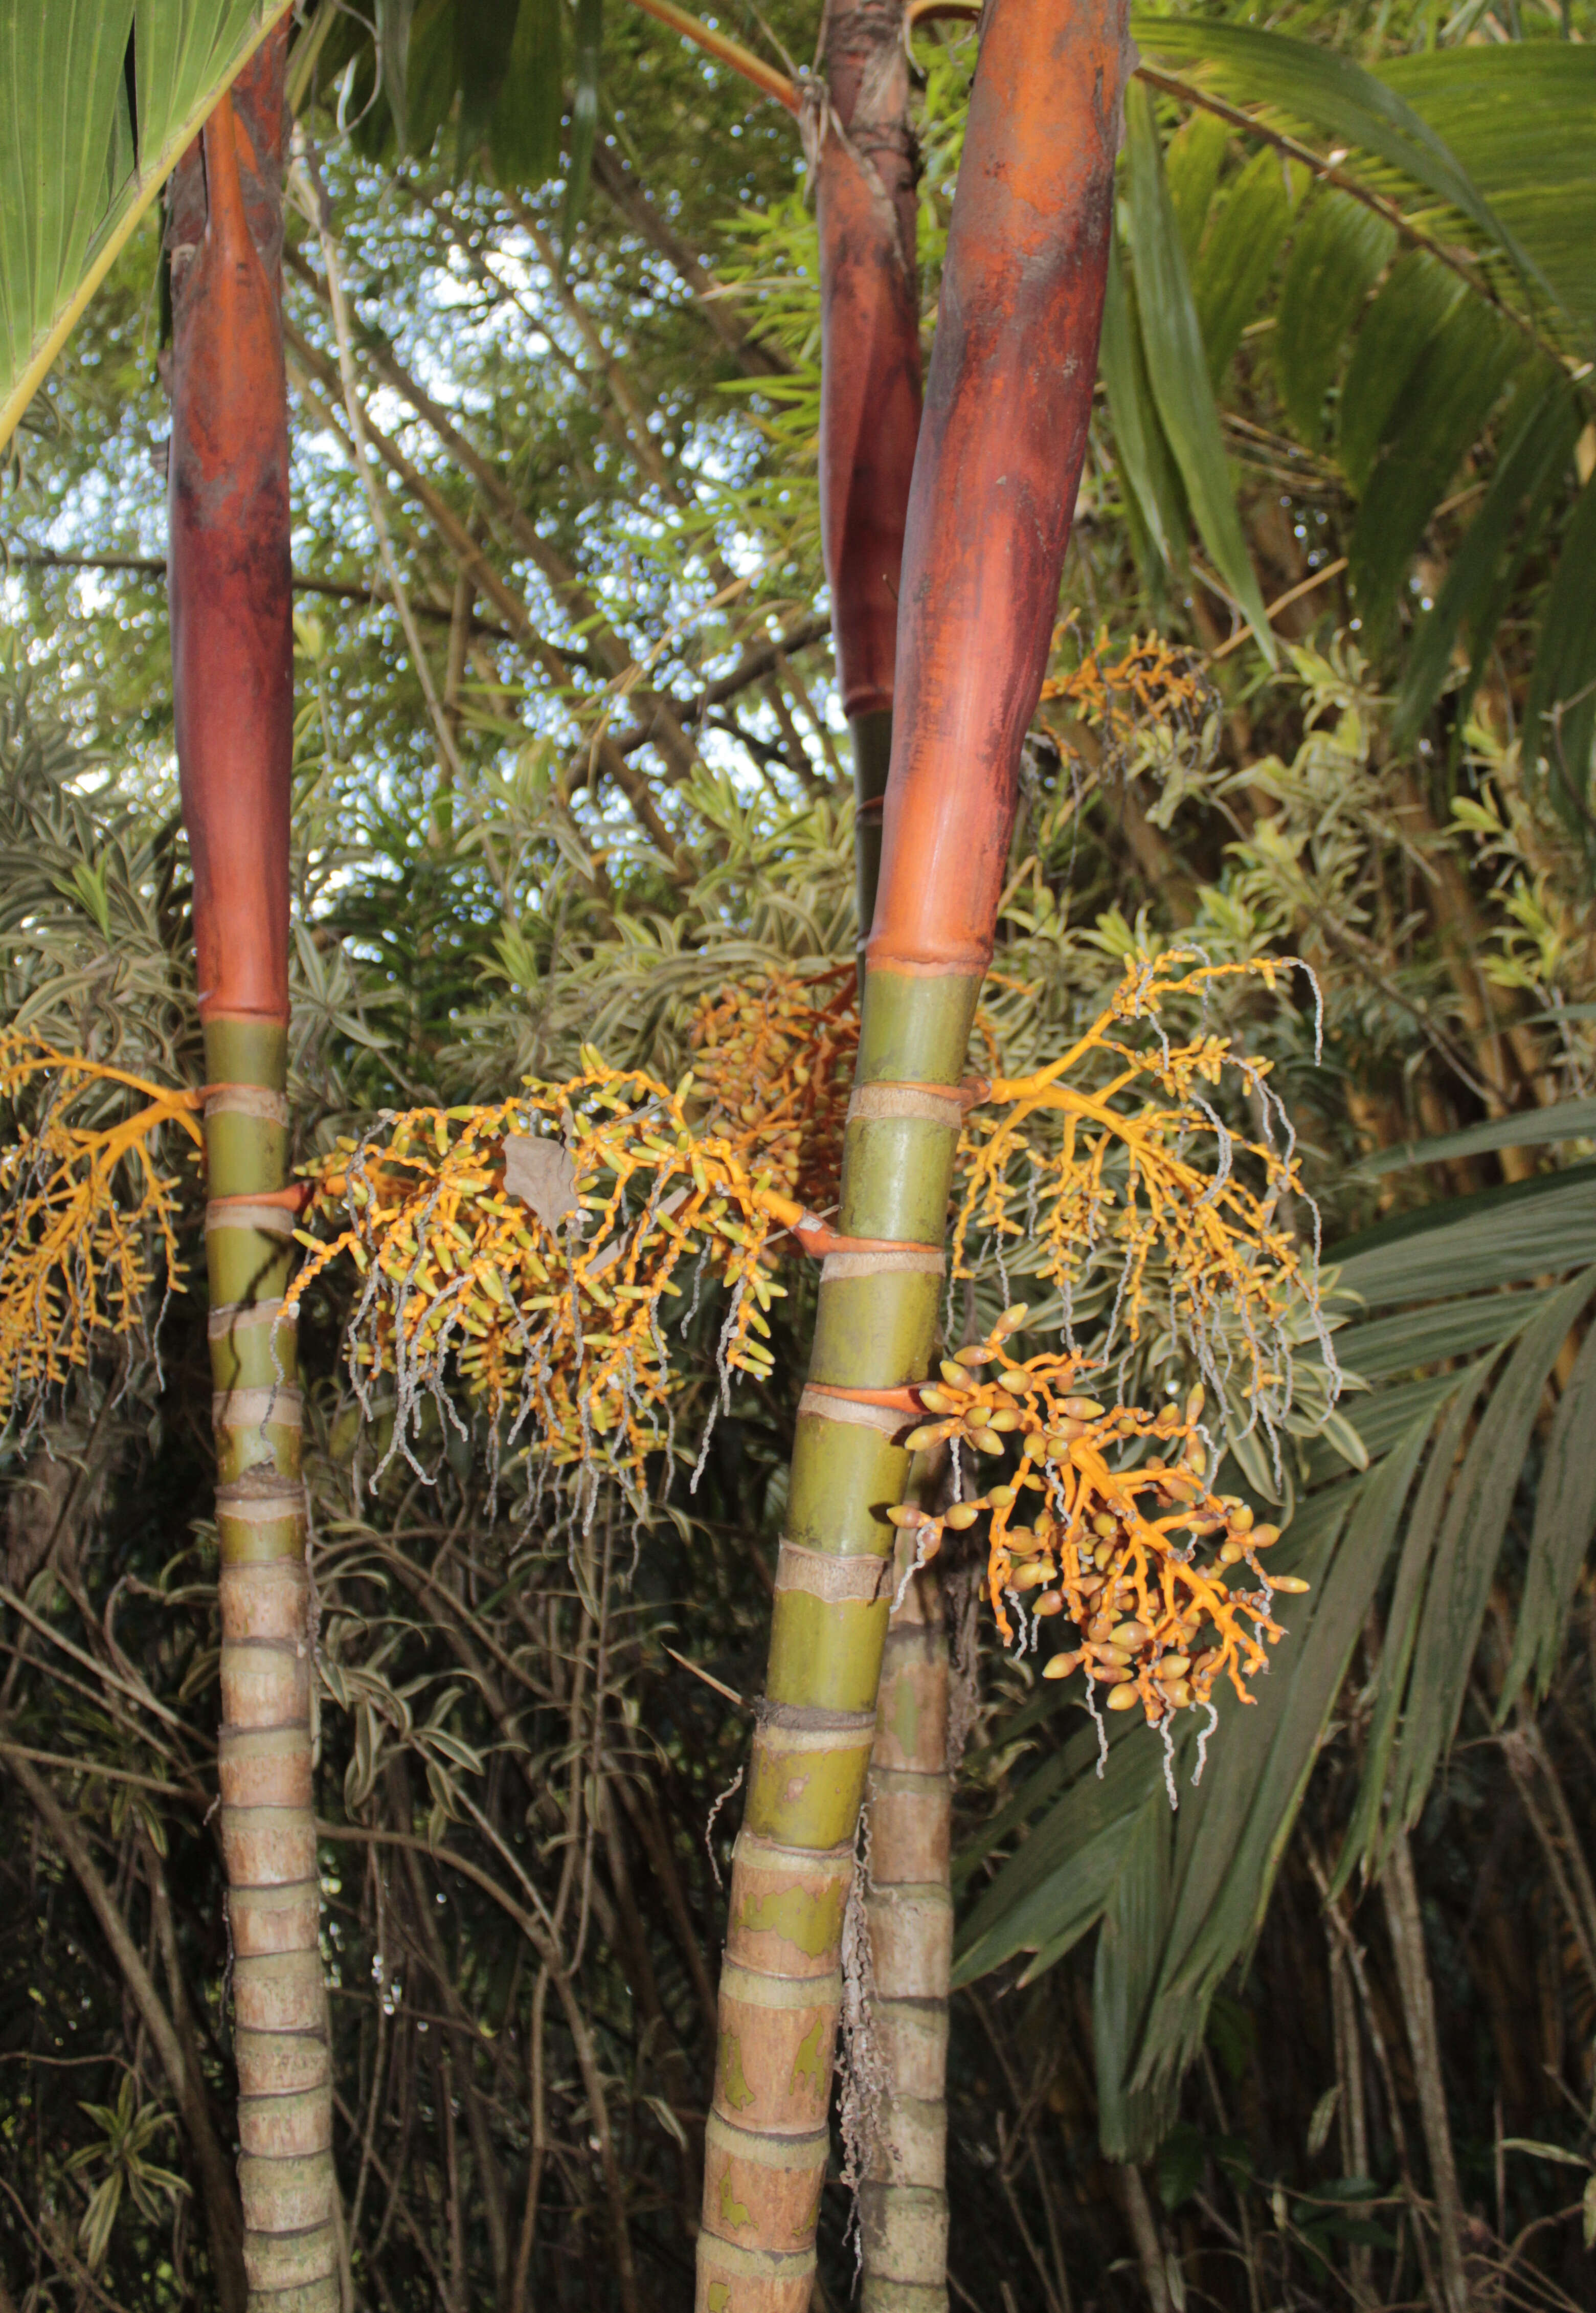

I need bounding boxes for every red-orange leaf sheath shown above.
[168,48,293,1033]
[815,0,923,946]
[867,0,1134,982]
[168,32,336,2313]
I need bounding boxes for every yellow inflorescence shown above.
[680,952,1322,1432]
[889,1306,1301,1723]
[1039,624,1215,769]
[0,944,1317,1720]
[955,949,1323,1421]
[687,962,858,1212]
[286,1056,801,1491]
[0,1034,200,1421]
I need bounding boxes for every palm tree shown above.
[693,6,1135,2302]
[166,27,338,2310]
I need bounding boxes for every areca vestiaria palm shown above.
[694,6,1135,2306]
[167,28,339,2309]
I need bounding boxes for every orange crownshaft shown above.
[868,0,1135,978]
[168,56,294,1029]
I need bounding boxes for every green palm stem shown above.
[166,31,338,2310]
[852,708,895,977]
[205,1027,331,2309]
[696,973,975,2313]
[695,2,1131,2303]
[822,0,955,2256]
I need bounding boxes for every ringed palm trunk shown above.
[861,1533,953,2309]
[168,32,338,2311]
[696,6,1133,2307]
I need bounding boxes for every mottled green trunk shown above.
[205,1019,336,2311]
[696,969,977,2313]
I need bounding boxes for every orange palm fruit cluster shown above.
[888,1308,1306,1727]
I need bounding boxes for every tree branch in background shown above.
[591,141,793,380]
[318,1818,641,2313]
[282,338,693,875]
[2,546,522,643]
[284,246,706,786]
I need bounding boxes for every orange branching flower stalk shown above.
[1039,624,1217,776]
[688,963,859,1212]
[286,1053,816,1502]
[888,1305,1303,1738]
[0,1035,201,1422]
[954,948,1333,1455]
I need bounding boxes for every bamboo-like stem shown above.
[167,34,337,2313]
[861,1537,952,2311]
[696,7,1131,2307]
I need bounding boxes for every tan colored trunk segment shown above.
[220,1813,317,1887]
[219,1559,309,1639]
[866,1769,952,1881]
[220,1637,311,1730]
[241,2222,338,2291]
[869,1640,948,1775]
[870,1999,948,2103]
[237,2086,333,2159]
[863,1555,952,2312]
[725,1834,855,1978]
[695,2232,817,2313]
[868,1886,954,2001]
[702,2114,829,2253]
[238,2151,334,2233]
[233,1948,328,2036]
[868,2091,946,2188]
[233,2028,331,2097]
[860,2182,951,2288]
[713,1961,842,2135]
[213,1321,331,2301]
[241,2282,338,2313]
[219,1725,316,1809]
[230,1880,321,1959]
